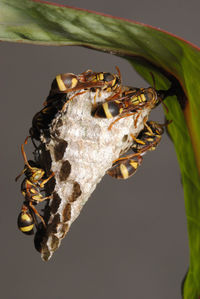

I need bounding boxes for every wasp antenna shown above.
[115,66,122,82]
[15,136,31,181]
[161,119,173,127]
[156,90,169,113]
[21,141,32,170]
[15,169,25,182]
[24,135,31,145]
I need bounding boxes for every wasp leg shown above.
[29,202,46,228]
[92,88,100,107]
[104,86,122,102]
[108,112,137,131]
[62,90,86,112]
[39,172,55,188]
[144,121,154,135]
[134,107,147,128]
[32,195,51,202]
[107,155,143,179]
[131,120,168,155]
[15,138,31,181]
[15,168,25,182]
[130,133,146,145]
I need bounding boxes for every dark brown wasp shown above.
[16,138,54,234]
[107,121,167,180]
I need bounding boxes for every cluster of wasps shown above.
[16,66,172,236]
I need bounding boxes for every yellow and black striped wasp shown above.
[107,155,143,179]
[93,86,171,130]
[107,121,167,180]
[131,120,166,153]
[49,67,121,95]
[82,66,121,93]
[16,138,54,234]
[44,67,122,109]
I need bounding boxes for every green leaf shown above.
[1,0,200,297]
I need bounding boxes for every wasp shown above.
[29,93,68,147]
[45,67,122,109]
[50,67,121,95]
[82,67,121,93]
[93,86,170,130]
[107,155,143,179]
[17,180,50,235]
[16,138,54,234]
[131,120,166,153]
[107,121,167,180]
[93,87,157,118]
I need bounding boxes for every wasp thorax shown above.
[31,169,45,182]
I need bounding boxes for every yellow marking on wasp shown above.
[146,138,154,142]
[131,97,140,105]
[20,224,34,232]
[136,139,146,145]
[32,195,42,201]
[99,73,104,80]
[21,214,31,222]
[30,188,37,194]
[120,164,129,179]
[149,147,156,151]
[103,103,113,119]
[144,132,152,136]
[71,78,78,88]
[131,133,145,145]
[56,75,67,91]
[33,173,43,181]
[42,107,50,113]
[130,161,138,169]
[112,78,116,86]
[140,94,146,102]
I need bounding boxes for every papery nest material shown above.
[34,89,153,261]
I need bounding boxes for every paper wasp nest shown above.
[36,89,152,261]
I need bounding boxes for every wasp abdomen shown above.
[107,157,142,179]
[51,73,78,93]
[94,101,120,119]
[17,210,34,235]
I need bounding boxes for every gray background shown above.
[1,0,198,298]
